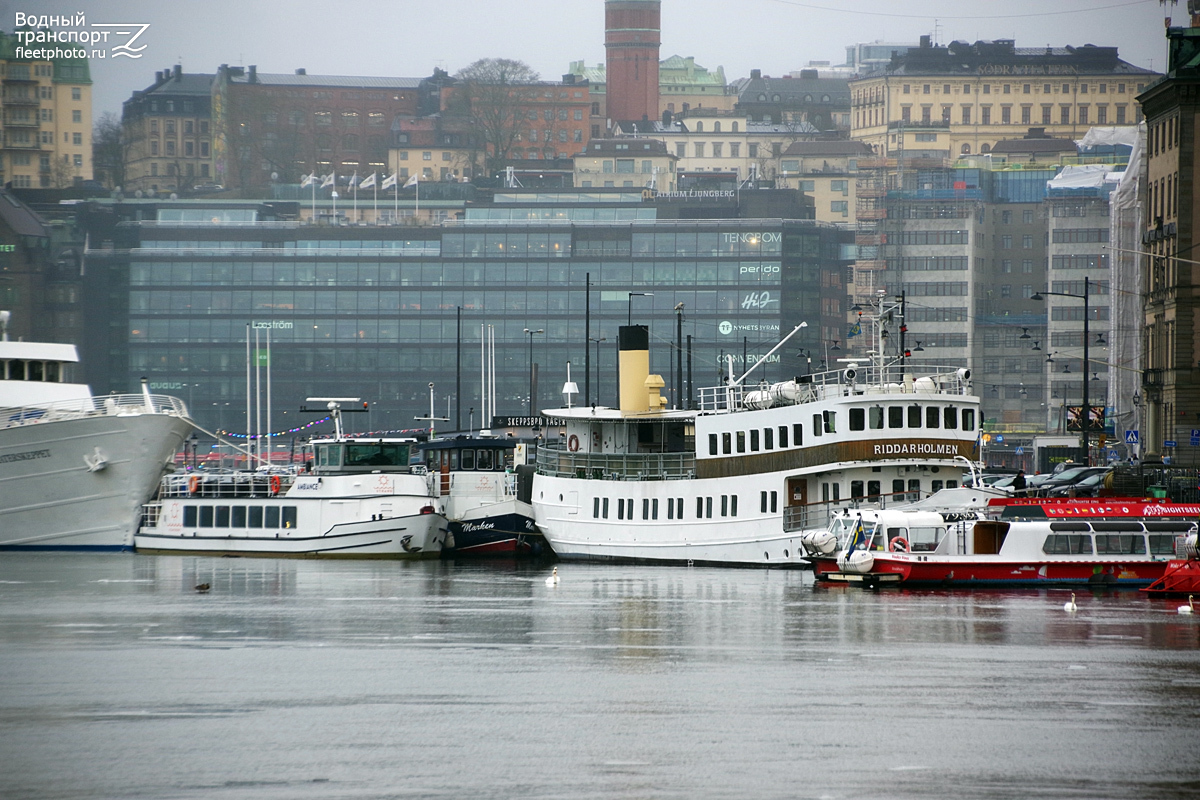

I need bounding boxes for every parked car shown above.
[1045,470,1112,497]
[1036,466,1110,496]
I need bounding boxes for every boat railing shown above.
[537,441,695,481]
[697,364,970,412]
[0,393,189,429]
[158,472,295,499]
[782,489,932,532]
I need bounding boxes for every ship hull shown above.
[0,413,191,550]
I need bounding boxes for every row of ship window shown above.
[591,493,773,521]
[1041,533,1180,556]
[182,505,298,529]
[708,406,976,457]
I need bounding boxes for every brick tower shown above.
[605,0,661,123]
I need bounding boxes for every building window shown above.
[185,141,194,156]
[1097,105,1108,124]
[1021,106,1031,124]
[1060,106,1070,124]
[1042,106,1052,124]
[1116,105,1126,124]
[1001,106,1011,124]
[981,106,991,125]
[200,141,209,157]
[150,141,159,155]
[711,142,723,157]
[694,143,705,157]
[961,106,971,125]
[1079,106,1089,125]
[71,87,81,100]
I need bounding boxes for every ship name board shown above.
[873,442,963,456]
[0,448,51,463]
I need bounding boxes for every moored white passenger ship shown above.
[136,415,446,559]
[531,324,981,566]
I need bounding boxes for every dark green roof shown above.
[0,29,91,83]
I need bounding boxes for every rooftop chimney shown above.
[919,34,931,48]
[173,64,182,81]
[295,68,306,75]
[750,69,762,80]
[248,64,257,83]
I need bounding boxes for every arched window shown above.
[804,94,813,103]
[822,95,830,102]
[342,111,359,126]
[758,93,767,101]
[772,94,781,102]
[713,121,721,132]
[367,111,386,126]
[695,121,704,131]
[342,134,359,151]
[731,121,739,132]
[314,110,332,126]
[980,143,991,154]
[961,143,972,154]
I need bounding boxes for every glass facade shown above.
[85,200,848,434]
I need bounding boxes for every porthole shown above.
[764,551,770,559]
[784,549,789,558]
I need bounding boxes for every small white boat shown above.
[136,402,447,558]
[0,311,192,550]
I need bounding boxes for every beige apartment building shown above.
[0,31,92,188]
[573,138,677,191]
[615,111,817,183]
[851,37,1157,158]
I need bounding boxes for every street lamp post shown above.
[589,336,606,406]
[523,328,543,416]
[1033,276,1091,465]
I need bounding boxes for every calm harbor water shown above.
[1,553,1198,800]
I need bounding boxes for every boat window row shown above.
[848,405,976,432]
[709,424,803,456]
[2,359,63,382]
[1041,533,1181,556]
[424,448,504,471]
[316,443,411,468]
[591,494,740,521]
[181,505,299,529]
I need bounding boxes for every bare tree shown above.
[453,58,541,176]
[92,112,125,189]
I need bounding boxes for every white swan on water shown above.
[545,567,559,587]
[1179,595,1195,615]
[1063,593,1077,613]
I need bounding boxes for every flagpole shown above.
[373,182,378,223]
[331,172,337,222]
[415,174,419,223]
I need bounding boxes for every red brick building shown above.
[212,65,422,189]
[605,0,661,124]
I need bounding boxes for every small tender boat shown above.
[136,410,447,559]
[805,502,1195,588]
[415,436,544,557]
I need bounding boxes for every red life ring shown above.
[567,434,580,452]
[188,475,200,495]
[270,475,282,495]
[889,536,910,553]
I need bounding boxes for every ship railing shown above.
[782,489,932,532]
[537,441,695,480]
[158,472,296,499]
[697,364,970,412]
[0,393,189,429]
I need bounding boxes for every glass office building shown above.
[81,193,850,435]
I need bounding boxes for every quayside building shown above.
[76,189,852,435]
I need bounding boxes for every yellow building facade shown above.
[850,39,1157,158]
[0,31,91,188]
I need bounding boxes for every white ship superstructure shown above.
[532,321,981,566]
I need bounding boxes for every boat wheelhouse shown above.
[531,321,981,566]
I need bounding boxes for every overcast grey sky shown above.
[10,0,1171,119]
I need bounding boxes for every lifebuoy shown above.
[270,475,282,495]
[188,475,200,495]
[889,536,910,553]
[567,434,580,452]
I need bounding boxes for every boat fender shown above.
[270,475,282,495]
[188,475,200,495]
[568,434,580,452]
[889,536,910,553]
